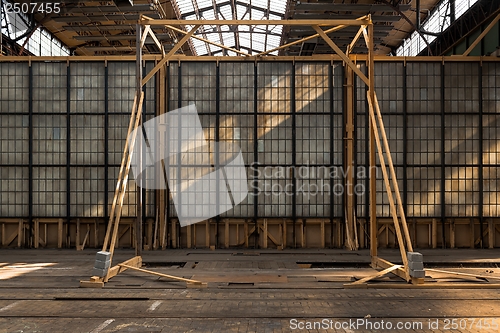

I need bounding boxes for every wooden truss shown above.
[81,15,418,288]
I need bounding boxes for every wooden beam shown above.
[79,279,104,288]
[257,24,349,56]
[2,227,20,246]
[102,94,139,252]
[141,19,371,26]
[107,92,145,266]
[346,283,500,289]
[147,27,165,55]
[119,264,206,285]
[345,60,356,250]
[371,256,408,282]
[258,224,280,246]
[17,220,23,247]
[450,219,455,248]
[239,225,256,247]
[463,13,500,56]
[349,264,402,285]
[34,219,39,249]
[313,25,369,85]
[367,19,377,258]
[205,220,210,248]
[166,25,249,57]
[470,218,475,249]
[488,219,494,248]
[367,95,409,280]
[141,25,200,87]
[3,55,500,63]
[140,25,151,48]
[347,25,366,55]
[426,268,500,281]
[105,256,142,281]
[225,220,229,248]
[244,220,249,247]
[373,93,413,251]
[187,225,192,249]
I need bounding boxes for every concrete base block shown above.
[92,267,109,277]
[408,261,424,270]
[407,252,423,262]
[410,269,425,278]
[95,251,111,262]
[94,259,111,270]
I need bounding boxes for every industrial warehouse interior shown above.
[1,0,500,332]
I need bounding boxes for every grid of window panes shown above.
[181,62,217,113]
[218,62,254,217]
[33,62,67,113]
[481,63,500,217]
[406,62,442,217]
[0,63,28,217]
[443,62,480,217]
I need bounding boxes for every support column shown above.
[367,22,377,258]
[345,60,356,250]
[136,24,143,257]
[157,64,166,250]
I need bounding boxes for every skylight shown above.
[396,0,480,56]
[174,0,287,56]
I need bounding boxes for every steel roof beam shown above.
[293,3,411,12]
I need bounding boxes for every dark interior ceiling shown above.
[30,0,443,56]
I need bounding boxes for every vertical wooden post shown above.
[93,219,98,249]
[450,219,455,249]
[470,218,475,249]
[193,224,197,248]
[205,220,210,248]
[345,61,356,250]
[44,223,48,247]
[224,220,229,249]
[412,218,416,248]
[236,223,239,246]
[367,19,377,259]
[187,225,192,249]
[282,220,286,248]
[76,218,81,250]
[263,219,268,249]
[171,220,177,248]
[488,219,494,249]
[359,219,365,248]
[301,220,306,248]
[336,219,342,248]
[158,64,166,250]
[135,23,143,258]
[146,219,153,250]
[320,219,325,248]
[432,218,437,249]
[244,220,249,248]
[34,218,39,249]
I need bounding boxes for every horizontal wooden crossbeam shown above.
[140,19,371,26]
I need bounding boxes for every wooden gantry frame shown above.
[81,15,420,288]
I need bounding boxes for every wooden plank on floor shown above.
[190,274,287,283]
[348,265,402,286]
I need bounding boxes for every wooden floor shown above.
[1,248,500,332]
